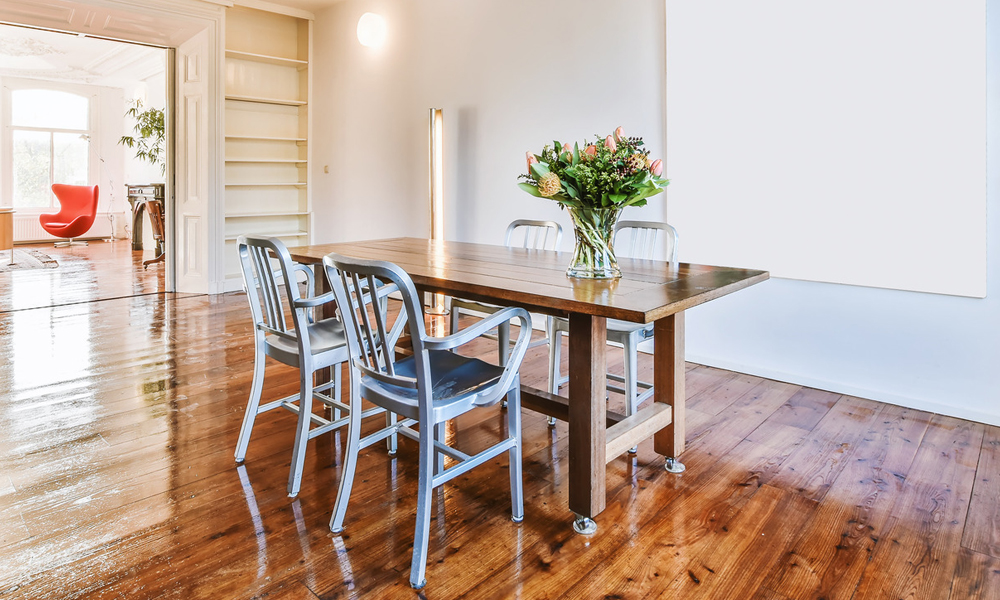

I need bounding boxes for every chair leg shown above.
[434,422,446,475]
[498,321,510,367]
[409,422,436,589]
[333,365,342,421]
[507,382,524,523]
[235,342,266,463]
[386,409,398,455]
[623,335,639,454]
[287,366,314,497]
[330,375,363,533]
[623,336,639,417]
[449,306,460,335]
[546,330,562,426]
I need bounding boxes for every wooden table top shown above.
[288,237,768,323]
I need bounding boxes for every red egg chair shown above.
[40,184,100,247]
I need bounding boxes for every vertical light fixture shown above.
[427,108,447,315]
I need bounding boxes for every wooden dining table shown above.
[288,237,768,532]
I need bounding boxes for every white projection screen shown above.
[665,1,986,297]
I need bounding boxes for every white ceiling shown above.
[0,23,165,88]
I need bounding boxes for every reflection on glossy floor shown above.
[0,241,168,313]
[0,289,998,598]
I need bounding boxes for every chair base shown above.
[54,239,88,247]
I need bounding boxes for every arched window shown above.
[6,85,92,209]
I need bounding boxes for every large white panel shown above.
[666,0,987,297]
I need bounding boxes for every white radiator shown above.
[13,212,128,242]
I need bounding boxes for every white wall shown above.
[311,0,667,250]
[309,0,1000,426]
[680,1,1000,427]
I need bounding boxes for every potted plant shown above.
[119,99,165,175]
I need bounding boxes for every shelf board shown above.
[226,211,310,218]
[226,94,307,107]
[225,49,307,68]
[225,182,307,188]
[226,135,307,142]
[225,230,308,241]
[225,158,307,164]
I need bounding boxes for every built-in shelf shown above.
[225,158,307,164]
[226,211,310,218]
[225,135,307,142]
[226,94,307,107]
[225,231,308,242]
[225,49,307,68]
[225,182,307,188]
[224,4,312,292]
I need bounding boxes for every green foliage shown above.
[119,99,165,175]
[519,130,668,210]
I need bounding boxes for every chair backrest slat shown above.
[327,255,419,389]
[613,220,678,263]
[238,235,311,342]
[504,219,563,251]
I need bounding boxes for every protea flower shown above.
[605,135,617,153]
[583,145,597,160]
[526,151,538,172]
[614,126,625,143]
[538,172,561,197]
[625,153,645,173]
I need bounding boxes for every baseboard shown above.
[686,353,1000,428]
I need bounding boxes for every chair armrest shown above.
[293,291,335,308]
[292,263,316,298]
[423,306,528,351]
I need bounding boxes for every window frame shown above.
[1,77,98,213]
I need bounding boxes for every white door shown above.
[174,29,214,294]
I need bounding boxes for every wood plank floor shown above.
[0,245,998,599]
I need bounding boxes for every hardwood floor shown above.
[0,240,172,313]
[0,257,998,598]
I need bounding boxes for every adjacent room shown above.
[0,24,169,312]
[0,0,997,598]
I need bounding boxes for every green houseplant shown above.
[518,127,669,278]
[119,99,165,175]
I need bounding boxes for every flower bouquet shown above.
[518,127,669,278]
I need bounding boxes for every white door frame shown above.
[0,0,228,294]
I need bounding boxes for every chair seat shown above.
[362,350,504,421]
[265,317,347,367]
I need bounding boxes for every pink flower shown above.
[605,135,617,153]
[562,143,572,153]
[649,159,663,176]
[583,145,597,159]
[614,126,624,143]
[526,151,538,172]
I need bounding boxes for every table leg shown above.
[567,313,607,533]
[652,312,686,472]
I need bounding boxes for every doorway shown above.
[0,24,170,311]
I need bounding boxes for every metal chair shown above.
[548,221,679,441]
[234,235,389,498]
[449,219,562,366]
[324,252,531,590]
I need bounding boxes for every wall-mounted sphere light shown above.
[357,13,386,48]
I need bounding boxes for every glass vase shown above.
[566,207,622,279]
